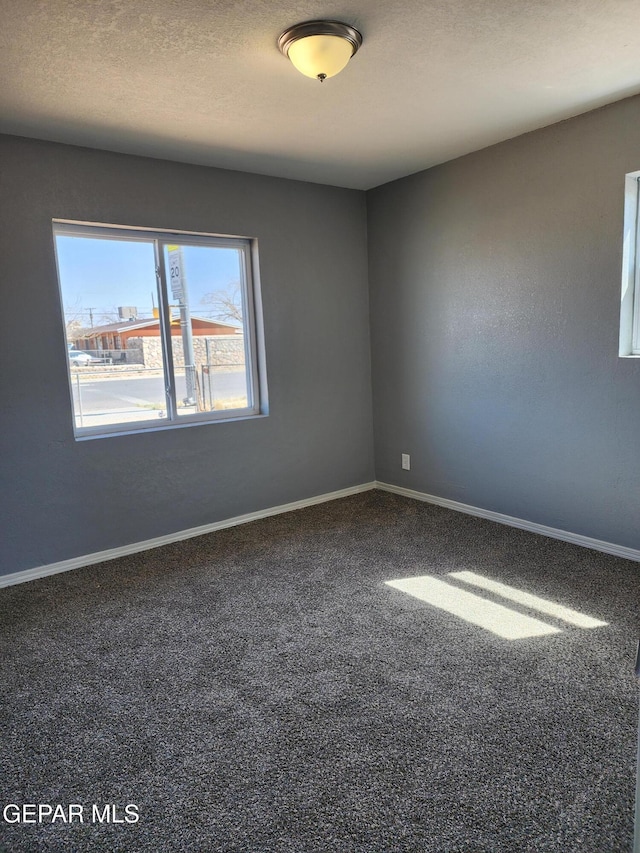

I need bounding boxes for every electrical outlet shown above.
[401,453,411,471]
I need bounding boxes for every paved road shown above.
[71,371,247,413]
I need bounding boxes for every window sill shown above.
[74,410,268,441]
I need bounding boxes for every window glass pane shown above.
[633,179,640,354]
[163,243,251,416]
[55,234,169,430]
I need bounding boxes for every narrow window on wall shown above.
[619,171,640,357]
[53,221,266,437]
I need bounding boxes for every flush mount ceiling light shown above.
[278,20,363,82]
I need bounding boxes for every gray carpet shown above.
[0,490,638,852]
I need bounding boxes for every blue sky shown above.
[55,235,242,326]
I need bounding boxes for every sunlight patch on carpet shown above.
[385,576,561,639]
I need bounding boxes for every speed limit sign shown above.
[167,245,184,300]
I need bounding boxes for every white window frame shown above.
[619,171,640,357]
[53,220,267,438]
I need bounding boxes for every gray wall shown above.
[5,90,640,577]
[368,95,640,550]
[0,135,374,576]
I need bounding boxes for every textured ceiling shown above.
[2,0,640,189]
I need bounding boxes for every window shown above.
[619,171,640,357]
[53,221,266,437]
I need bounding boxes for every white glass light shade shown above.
[287,34,354,80]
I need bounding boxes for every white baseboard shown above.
[376,481,640,563]
[4,479,638,590]
[0,482,377,589]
